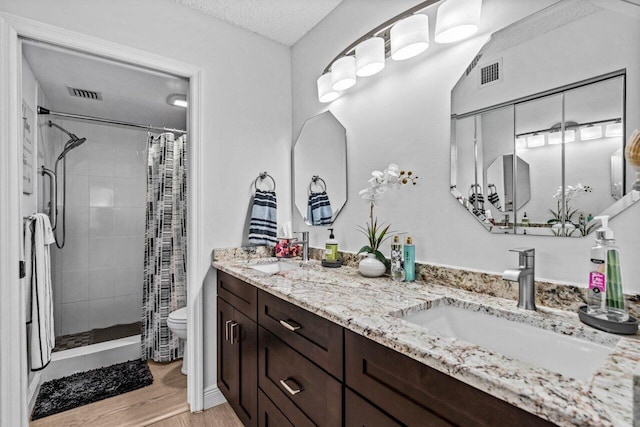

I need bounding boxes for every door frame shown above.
[0,12,206,426]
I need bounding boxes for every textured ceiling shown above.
[171,0,344,46]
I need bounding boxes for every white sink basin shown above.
[399,303,613,382]
[249,261,300,275]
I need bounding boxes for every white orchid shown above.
[357,163,418,265]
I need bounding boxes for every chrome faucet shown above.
[295,231,310,262]
[503,248,536,310]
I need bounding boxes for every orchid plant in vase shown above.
[357,163,417,274]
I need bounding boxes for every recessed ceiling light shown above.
[167,94,187,108]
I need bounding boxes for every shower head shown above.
[49,121,87,160]
[57,136,87,160]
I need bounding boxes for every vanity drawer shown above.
[345,331,553,427]
[258,290,343,379]
[345,388,402,427]
[258,389,308,427]
[258,327,342,427]
[218,270,257,320]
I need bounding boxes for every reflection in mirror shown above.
[293,111,347,225]
[450,0,640,237]
[486,154,530,213]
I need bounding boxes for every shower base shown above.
[54,322,141,352]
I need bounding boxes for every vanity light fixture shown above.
[548,130,576,145]
[356,37,386,77]
[317,0,483,103]
[434,0,482,43]
[391,14,430,61]
[605,120,623,138]
[331,56,357,90]
[580,125,603,141]
[317,73,340,103]
[515,137,527,150]
[167,94,187,108]
[526,133,545,148]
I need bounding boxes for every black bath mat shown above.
[31,359,153,420]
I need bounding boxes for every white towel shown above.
[26,213,56,371]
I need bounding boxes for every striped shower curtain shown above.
[142,132,187,362]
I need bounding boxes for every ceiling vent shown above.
[67,86,103,101]
[479,59,502,88]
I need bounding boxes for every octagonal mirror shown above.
[450,0,640,237]
[293,111,347,225]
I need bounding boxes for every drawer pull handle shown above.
[230,322,239,343]
[279,319,301,332]
[225,320,232,342]
[279,378,303,396]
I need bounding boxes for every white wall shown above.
[291,0,640,292]
[2,0,292,392]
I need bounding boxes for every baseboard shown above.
[27,371,42,415]
[203,385,226,410]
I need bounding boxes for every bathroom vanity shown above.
[213,256,640,426]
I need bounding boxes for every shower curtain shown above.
[142,132,187,362]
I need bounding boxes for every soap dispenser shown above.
[587,215,627,322]
[325,228,338,262]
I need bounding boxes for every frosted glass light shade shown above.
[515,137,527,150]
[580,125,602,141]
[331,56,357,91]
[605,122,623,137]
[548,130,576,145]
[391,14,429,61]
[527,134,545,148]
[356,37,385,77]
[317,73,340,103]
[435,0,482,44]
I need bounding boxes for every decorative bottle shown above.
[390,235,404,282]
[403,237,415,282]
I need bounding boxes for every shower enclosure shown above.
[21,41,189,383]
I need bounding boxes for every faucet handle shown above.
[509,247,535,255]
[509,248,535,269]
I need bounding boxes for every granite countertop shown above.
[212,255,640,427]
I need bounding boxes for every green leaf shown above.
[357,245,373,254]
[372,250,390,268]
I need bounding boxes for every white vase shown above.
[359,253,386,277]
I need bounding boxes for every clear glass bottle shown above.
[390,235,404,282]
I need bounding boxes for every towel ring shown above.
[254,172,276,192]
[309,175,327,194]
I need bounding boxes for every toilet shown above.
[167,307,188,375]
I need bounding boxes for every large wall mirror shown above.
[450,0,640,237]
[293,111,347,225]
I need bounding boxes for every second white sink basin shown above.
[399,303,614,382]
[249,261,300,275]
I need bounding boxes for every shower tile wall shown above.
[51,121,148,337]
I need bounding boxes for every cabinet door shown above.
[217,297,258,427]
[345,388,402,427]
[235,308,258,427]
[258,389,296,427]
[217,297,236,403]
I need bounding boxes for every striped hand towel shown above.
[248,190,278,246]
[307,192,333,225]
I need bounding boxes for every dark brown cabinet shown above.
[345,330,555,427]
[258,327,342,427]
[216,270,554,427]
[258,290,343,380]
[217,271,258,427]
